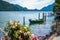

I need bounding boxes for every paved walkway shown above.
[53,36,60,40]
[49,33,57,40]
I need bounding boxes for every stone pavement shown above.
[53,36,60,40]
[49,33,57,40]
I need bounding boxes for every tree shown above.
[56,0,60,4]
[53,0,60,12]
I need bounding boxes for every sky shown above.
[3,0,55,9]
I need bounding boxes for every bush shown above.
[4,20,32,40]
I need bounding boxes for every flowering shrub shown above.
[4,20,32,40]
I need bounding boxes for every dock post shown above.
[44,15,46,22]
[43,13,44,20]
[38,13,40,20]
[23,17,25,25]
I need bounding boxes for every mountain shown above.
[40,3,55,11]
[0,0,28,11]
[0,0,54,11]
[14,4,28,11]
[0,0,20,11]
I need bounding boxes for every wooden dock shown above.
[29,13,46,25]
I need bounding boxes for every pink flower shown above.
[45,38,49,40]
[7,37,11,40]
[30,34,39,40]
[38,37,42,40]
[19,37,23,40]
[2,36,6,40]
[24,32,28,35]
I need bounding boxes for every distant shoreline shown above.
[0,10,53,12]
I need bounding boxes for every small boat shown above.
[29,19,44,25]
[29,13,46,25]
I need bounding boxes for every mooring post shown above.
[44,15,46,22]
[43,13,44,20]
[38,13,40,20]
[23,17,25,25]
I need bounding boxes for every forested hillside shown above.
[53,0,60,12]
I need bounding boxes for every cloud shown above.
[4,0,55,9]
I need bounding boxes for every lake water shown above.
[0,11,55,38]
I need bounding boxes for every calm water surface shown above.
[0,11,55,38]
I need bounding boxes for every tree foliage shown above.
[53,0,60,12]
